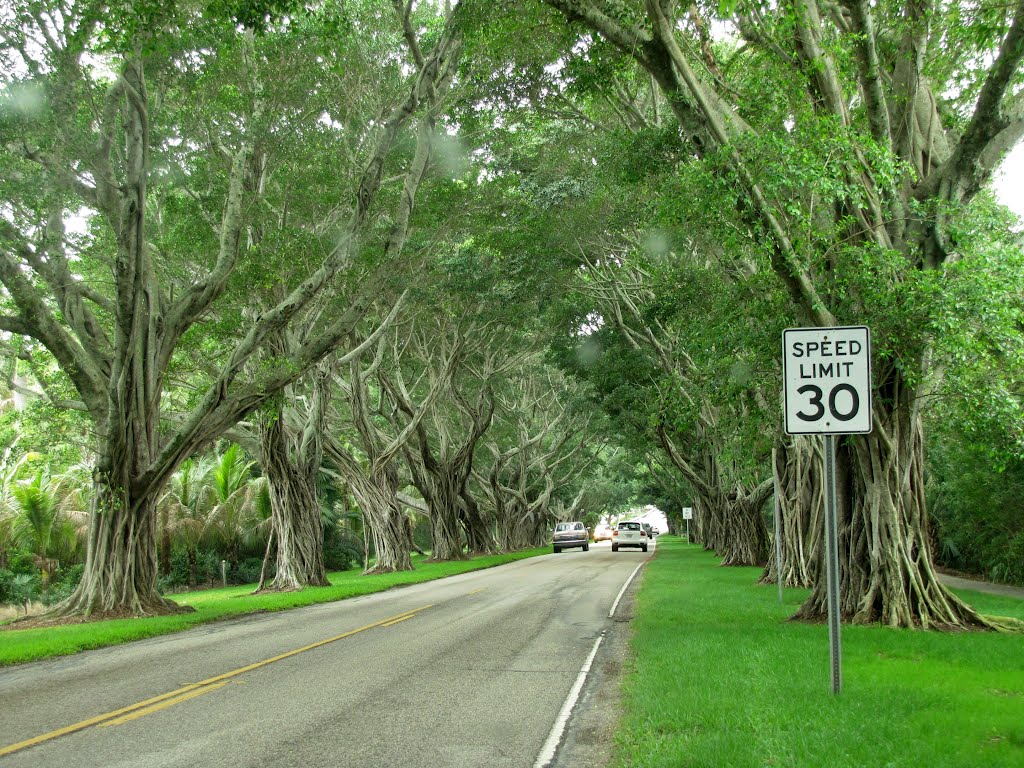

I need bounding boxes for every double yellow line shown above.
[0,603,432,758]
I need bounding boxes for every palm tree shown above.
[49,464,89,562]
[8,467,86,588]
[0,510,14,570]
[204,444,267,576]
[159,456,215,587]
[0,450,37,571]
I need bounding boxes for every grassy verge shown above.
[0,548,546,667]
[615,537,1024,768]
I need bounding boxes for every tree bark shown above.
[718,482,772,567]
[256,390,329,591]
[356,462,414,574]
[459,492,497,555]
[760,437,822,588]
[793,399,990,627]
[423,473,466,561]
[326,434,413,574]
[54,469,190,617]
[657,426,769,565]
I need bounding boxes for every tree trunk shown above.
[495,499,535,551]
[761,437,822,588]
[718,488,771,567]
[54,470,190,617]
[502,503,549,551]
[793,401,989,628]
[326,437,413,574]
[352,463,413,574]
[691,498,721,552]
[424,473,466,561]
[364,501,413,574]
[262,467,328,590]
[526,512,550,548]
[256,392,329,591]
[459,492,496,555]
[258,424,328,590]
[493,495,515,552]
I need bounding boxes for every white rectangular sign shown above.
[783,326,872,435]
[682,507,693,519]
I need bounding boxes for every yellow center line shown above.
[0,603,433,758]
[381,615,413,627]
[467,588,487,596]
[99,681,231,727]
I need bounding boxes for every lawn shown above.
[0,548,546,667]
[615,537,1024,768]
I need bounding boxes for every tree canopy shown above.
[0,0,1022,628]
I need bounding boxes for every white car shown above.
[612,521,648,552]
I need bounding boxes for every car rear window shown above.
[555,523,571,532]
[618,522,641,531]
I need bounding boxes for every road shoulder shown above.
[551,556,646,768]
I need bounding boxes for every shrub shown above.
[232,557,264,585]
[8,552,37,576]
[324,533,361,571]
[928,435,1024,586]
[43,563,84,605]
[164,547,232,589]
[166,548,193,589]
[0,568,15,604]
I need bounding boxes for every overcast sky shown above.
[992,142,1023,220]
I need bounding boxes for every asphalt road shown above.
[0,540,653,768]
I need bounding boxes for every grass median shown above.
[0,548,546,667]
[615,536,1024,768]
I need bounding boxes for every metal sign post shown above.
[823,434,842,694]
[783,326,872,696]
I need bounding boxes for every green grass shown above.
[614,537,1024,768]
[0,548,546,667]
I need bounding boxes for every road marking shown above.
[0,603,433,758]
[381,615,413,627]
[99,681,231,727]
[533,631,606,768]
[0,686,211,757]
[467,587,487,595]
[609,561,646,618]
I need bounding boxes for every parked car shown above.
[612,521,648,552]
[641,522,654,538]
[553,521,590,553]
[593,524,613,542]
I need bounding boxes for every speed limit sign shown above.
[783,326,872,435]
[782,325,871,696]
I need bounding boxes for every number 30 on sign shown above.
[783,326,872,435]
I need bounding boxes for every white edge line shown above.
[609,561,645,619]
[533,631,606,768]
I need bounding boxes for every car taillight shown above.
[640,530,646,537]
[612,530,618,536]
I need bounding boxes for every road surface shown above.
[0,540,653,768]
